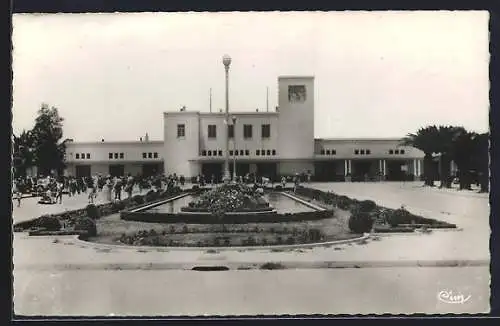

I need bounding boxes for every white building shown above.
[65,75,425,181]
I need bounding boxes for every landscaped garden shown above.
[13,182,458,249]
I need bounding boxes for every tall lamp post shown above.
[232,116,237,181]
[222,54,232,183]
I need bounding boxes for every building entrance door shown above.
[75,165,91,178]
[201,163,223,182]
[109,164,125,177]
[142,163,161,177]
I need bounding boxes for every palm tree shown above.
[450,131,478,190]
[472,132,489,192]
[436,126,467,188]
[402,126,441,186]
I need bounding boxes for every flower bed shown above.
[295,187,457,233]
[186,183,270,214]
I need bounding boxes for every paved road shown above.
[14,266,489,316]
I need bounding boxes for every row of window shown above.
[389,149,405,155]
[201,149,278,157]
[75,153,91,159]
[108,152,124,159]
[178,124,271,139]
[354,149,371,155]
[320,149,337,155]
[142,152,159,159]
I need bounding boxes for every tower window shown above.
[243,125,253,139]
[208,125,217,138]
[261,124,271,138]
[177,124,185,138]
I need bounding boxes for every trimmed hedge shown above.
[348,211,374,234]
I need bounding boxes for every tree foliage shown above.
[15,103,67,176]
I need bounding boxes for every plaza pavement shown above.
[12,181,491,316]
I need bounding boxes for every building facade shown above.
[65,75,425,181]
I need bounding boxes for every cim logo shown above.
[437,290,471,304]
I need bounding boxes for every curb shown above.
[70,233,371,252]
[15,259,490,272]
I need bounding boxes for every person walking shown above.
[14,182,22,207]
[56,181,64,204]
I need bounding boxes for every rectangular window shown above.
[354,150,359,155]
[266,150,271,156]
[208,150,212,156]
[177,124,185,138]
[229,150,233,156]
[228,125,234,138]
[256,150,260,156]
[395,150,399,155]
[148,152,152,158]
[218,150,223,156]
[240,150,244,156]
[245,150,250,156]
[400,149,405,154]
[114,153,118,159]
[119,153,124,159]
[243,124,253,139]
[109,153,113,159]
[142,152,147,158]
[389,150,394,154]
[153,152,158,158]
[272,149,276,156]
[76,153,80,159]
[288,85,307,103]
[202,150,207,156]
[332,150,336,155]
[81,153,85,159]
[86,153,90,159]
[235,150,239,156]
[360,150,365,155]
[320,149,325,155]
[366,149,371,155]
[208,125,217,138]
[326,149,331,155]
[261,124,271,138]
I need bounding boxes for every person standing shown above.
[105,178,113,202]
[14,182,22,207]
[114,178,123,201]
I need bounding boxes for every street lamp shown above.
[232,115,237,181]
[222,54,232,183]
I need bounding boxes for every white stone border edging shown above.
[280,192,327,211]
[69,233,371,252]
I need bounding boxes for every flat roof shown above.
[164,110,278,116]
[66,140,163,145]
[278,75,315,79]
[316,137,404,142]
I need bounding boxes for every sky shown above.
[12,11,490,141]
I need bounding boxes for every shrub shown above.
[85,204,100,220]
[357,200,377,213]
[286,236,295,245]
[169,225,176,233]
[260,262,286,270]
[192,185,200,191]
[224,237,230,246]
[247,236,256,245]
[182,225,189,233]
[34,215,62,231]
[111,201,126,212]
[132,195,144,205]
[149,229,157,236]
[336,196,352,210]
[74,217,97,237]
[387,208,413,227]
[348,212,374,234]
[275,236,283,244]
[307,228,324,242]
[274,185,283,190]
[145,190,158,203]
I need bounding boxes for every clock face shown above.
[288,85,306,103]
